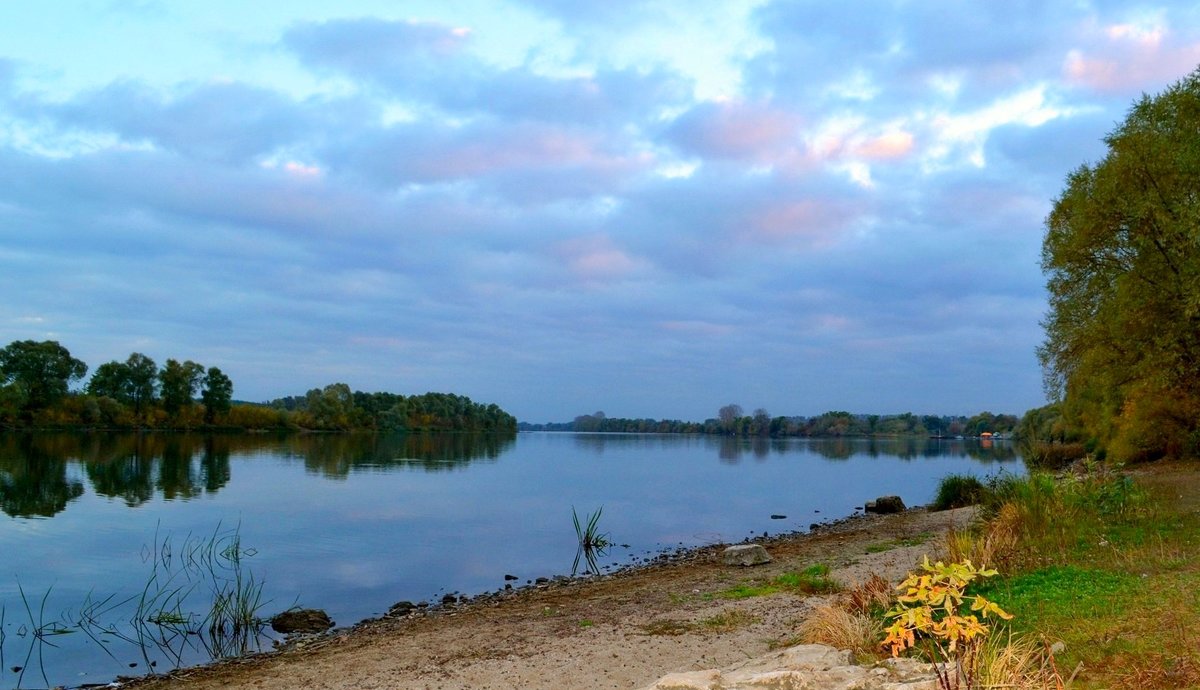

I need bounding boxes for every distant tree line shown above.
[0,339,516,433]
[265,385,516,433]
[520,406,1019,438]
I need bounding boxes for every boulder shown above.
[388,600,417,616]
[722,544,772,566]
[865,495,906,514]
[269,608,334,634]
[639,643,938,690]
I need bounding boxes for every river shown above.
[0,431,1020,688]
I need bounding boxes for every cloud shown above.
[284,17,691,125]
[44,80,317,164]
[1063,18,1200,93]
[9,0,1183,421]
[324,120,649,202]
[666,100,800,162]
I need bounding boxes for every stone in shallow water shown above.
[722,544,772,566]
[864,495,906,514]
[269,608,334,634]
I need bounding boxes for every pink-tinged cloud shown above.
[553,234,649,285]
[283,161,322,177]
[669,100,801,162]
[739,199,858,248]
[1063,23,1200,93]
[409,124,647,182]
[851,131,915,160]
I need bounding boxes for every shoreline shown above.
[126,504,975,690]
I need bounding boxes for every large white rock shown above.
[723,544,772,566]
[638,644,939,690]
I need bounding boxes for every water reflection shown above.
[276,432,515,477]
[568,432,1018,464]
[0,435,85,518]
[0,431,516,518]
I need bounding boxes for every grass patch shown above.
[865,532,933,554]
[718,564,839,599]
[930,466,1200,688]
[640,619,692,636]
[700,609,759,632]
[641,610,760,636]
[931,473,988,510]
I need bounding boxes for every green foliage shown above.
[972,566,1136,621]
[0,340,87,412]
[124,353,159,417]
[883,557,1012,690]
[719,564,839,599]
[1040,66,1200,461]
[159,359,205,416]
[1021,441,1088,470]
[201,367,234,424]
[932,475,988,511]
[0,339,517,433]
[572,506,611,576]
[959,468,1200,684]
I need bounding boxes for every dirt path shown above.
[128,506,974,690]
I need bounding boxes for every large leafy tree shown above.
[0,340,88,411]
[1039,67,1200,461]
[159,359,205,415]
[200,367,233,424]
[125,353,159,416]
[87,360,133,402]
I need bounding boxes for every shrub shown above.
[883,557,1012,690]
[1022,441,1087,470]
[932,474,988,510]
[798,604,882,660]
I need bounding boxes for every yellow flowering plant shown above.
[883,556,1012,690]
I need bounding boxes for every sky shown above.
[2,1,1198,423]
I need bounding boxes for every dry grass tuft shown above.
[1112,653,1200,690]
[796,603,882,659]
[842,573,893,615]
[975,633,1069,689]
[946,502,1021,568]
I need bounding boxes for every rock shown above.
[388,600,416,615]
[504,573,518,580]
[722,544,771,566]
[770,514,787,519]
[865,495,906,514]
[639,643,938,690]
[269,608,334,634]
[441,594,459,605]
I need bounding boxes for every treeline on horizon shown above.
[520,407,1020,438]
[0,339,517,433]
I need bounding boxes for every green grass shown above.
[700,610,759,632]
[865,532,933,553]
[944,467,1200,688]
[931,474,988,510]
[718,564,838,599]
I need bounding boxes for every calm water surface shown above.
[0,431,1020,687]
